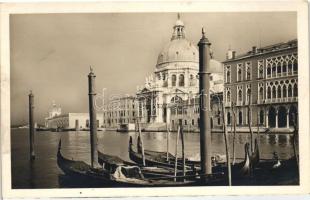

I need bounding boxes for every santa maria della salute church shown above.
[103,15,224,131]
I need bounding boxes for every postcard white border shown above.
[1,1,309,198]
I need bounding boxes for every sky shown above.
[10,12,297,125]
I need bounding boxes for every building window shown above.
[172,75,176,86]
[272,86,276,99]
[238,111,243,125]
[245,62,251,80]
[237,63,243,81]
[225,65,231,83]
[283,85,287,98]
[283,62,287,73]
[179,74,184,86]
[258,60,264,78]
[272,63,276,77]
[192,119,194,125]
[184,120,187,125]
[288,84,292,97]
[238,90,242,103]
[97,120,99,128]
[259,110,264,125]
[293,84,298,97]
[259,87,264,100]
[226,90,231,102]
[227,112,231,125]
[246,87,251,103]
[293,59,298,72]
[86,120,89,128]
[277,86,281,98]
[267,87,271,99]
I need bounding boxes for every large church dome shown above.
[156,15,198,68]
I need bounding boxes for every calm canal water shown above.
[11,128,297,188]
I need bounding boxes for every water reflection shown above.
[11,129,297,188]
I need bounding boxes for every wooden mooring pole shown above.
[247,96,254,153]
[222,102,232,186]
[88,66,99,168]
[180,125,186,180]
[138,121,146,166]
[174,125,180,182]
[232,102,237,165]
[198,27,212,181]
[28,90,35,160]
[166,123,170,163]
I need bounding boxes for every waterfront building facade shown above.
[223,39,298,130]
[102,96,137,129]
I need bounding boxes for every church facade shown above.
[135,15,224,131]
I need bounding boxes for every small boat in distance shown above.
[117,123,136,132]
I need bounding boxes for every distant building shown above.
[223,39,298,130]
[45,102,103,130]
[45,113,104,130]
[102,96,137,129]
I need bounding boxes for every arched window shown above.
[247,88,251,103]
[246,63,251,80]
[226,71,231,83]
[267,87,271,99]
[293,84,298,97]
[172,75,176,86]
[293,60,298,72]
[272,86,276,99]
[288,84,292,97]
[277,86,281,99]
[238,90,242,102]
[267,67,271,77]
[283,85,287,98]
[259,87,264,100]
[288,61,292,73]
[272,63,277,77]
[227,91,231,102]
[238,68,242,81]
[259,67,264,78]
[282,62,287,73]
[179,74,184,86]
[277,63,281,74]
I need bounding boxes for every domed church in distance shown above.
[135,14,223,131]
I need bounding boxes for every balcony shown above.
[264,97,298,104]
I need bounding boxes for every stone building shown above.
[223,39,298,131]
[102,95,137,129]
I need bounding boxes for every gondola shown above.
[57,139,199,187]
[98,150,198,179]
[129,136,198,171]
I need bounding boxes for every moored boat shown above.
[57,139,201,187]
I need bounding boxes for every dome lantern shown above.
[171,13,185,40]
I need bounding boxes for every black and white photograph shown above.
[1,1,309,198]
